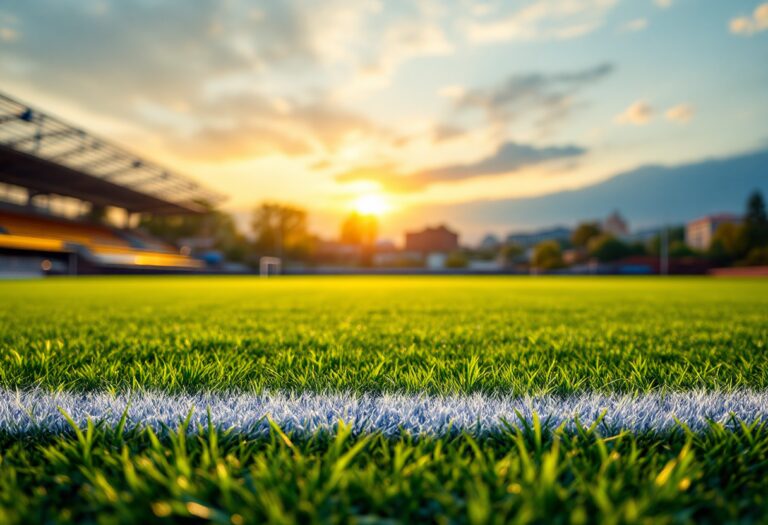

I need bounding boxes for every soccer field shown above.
[1,277,767,523]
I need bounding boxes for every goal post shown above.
[259,256,281,277]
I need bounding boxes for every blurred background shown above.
[0,0,766,277]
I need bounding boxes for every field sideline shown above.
[1,276,767,523]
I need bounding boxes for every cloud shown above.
[0,27,17,42]
[615,101,693,126]
[0,11,19,42]
[335,141,586,192]
[438,85,466,100]
[166,93,387,160]
[1,1,428,162]
[615,101,653,125]
[432,124,466,142]
[665,104,695,123]
[730,3,768,36]
[620,18,648,32]
[452,63,614,131]
[0,1,287,116]
[355,20,453,87]
[464,0,617,44]
[171,124,312,160]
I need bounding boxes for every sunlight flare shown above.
[353,193,391,216]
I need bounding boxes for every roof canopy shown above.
[0,92,225,214]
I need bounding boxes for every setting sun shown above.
[353,194,390,216]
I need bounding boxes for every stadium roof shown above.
[0,92,226,214]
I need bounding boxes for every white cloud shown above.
[0,10,19,42]
[615,100,653,125]
[759,3,768,26]
[730,17,754,35]
[438,84,466,100]
[730,3,768,36]
[357,21,453,85]
[0,27,17,42]
[665,104,695,123]
[621,18,648,32]
[464,0,617,44]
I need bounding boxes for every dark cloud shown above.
[453,63,614,129]
[0,1,329,149]
[408,148,768,237]
[335,141,586,192]
[0,0,390,161]
[432,124,466,142]
[0,2,611,164]
[0,1,285,114]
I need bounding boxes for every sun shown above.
[353,194,390,216]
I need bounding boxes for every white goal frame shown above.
[259,256,281,277]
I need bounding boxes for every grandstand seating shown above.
[0,209,129,247]
[0,208,203,270]
[0,90,226,274]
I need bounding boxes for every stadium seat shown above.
[0,209,203,269]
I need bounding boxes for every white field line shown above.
[1,389,767,436]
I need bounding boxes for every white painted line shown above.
[1,389,766,436]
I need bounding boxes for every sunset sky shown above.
[1,0,767,240]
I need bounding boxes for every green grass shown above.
[0,276,766,394]
[2,418,767,524]
[1,276,767,524]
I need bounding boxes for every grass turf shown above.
[1,276,767,523]
[1,418,767,524]
[0,276,766,394]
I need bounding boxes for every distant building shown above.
[626,228,662,244]
[315,240,362,266]
[426,252,448,270]
[479,234,501,250]
[506,226,571,248]
[603,211,629,237]
[405,224,459,254]
[562,248,583,265]
[372,240,401,267]
[685,213,742,250]
[468,259,502,271]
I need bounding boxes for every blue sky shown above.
[0,0,766,238]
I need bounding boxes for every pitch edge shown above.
[1,389,766,436]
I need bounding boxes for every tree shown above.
[499,242,524,268]
[340,213,378,246]
[532,240,564,270]
[251,203,312,261]
[571,222,601,248]
[588,234,631,262]
[139,207,248,263]
[339,212,378,266]
[669,241,695,257]
[744,190,768,250]
[708,222,746,264]
[648,226,686,256]
[445,251,468,268]
[745,247,768,266]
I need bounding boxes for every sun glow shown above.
[353,193,391,216]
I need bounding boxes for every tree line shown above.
[138,190,767,270]
[530,190,768,270]
[139,204,378,267]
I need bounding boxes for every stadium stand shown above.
[0,91,225,276]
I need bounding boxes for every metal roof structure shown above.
[0,92,226,214]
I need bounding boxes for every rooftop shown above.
[688,213,742,225]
